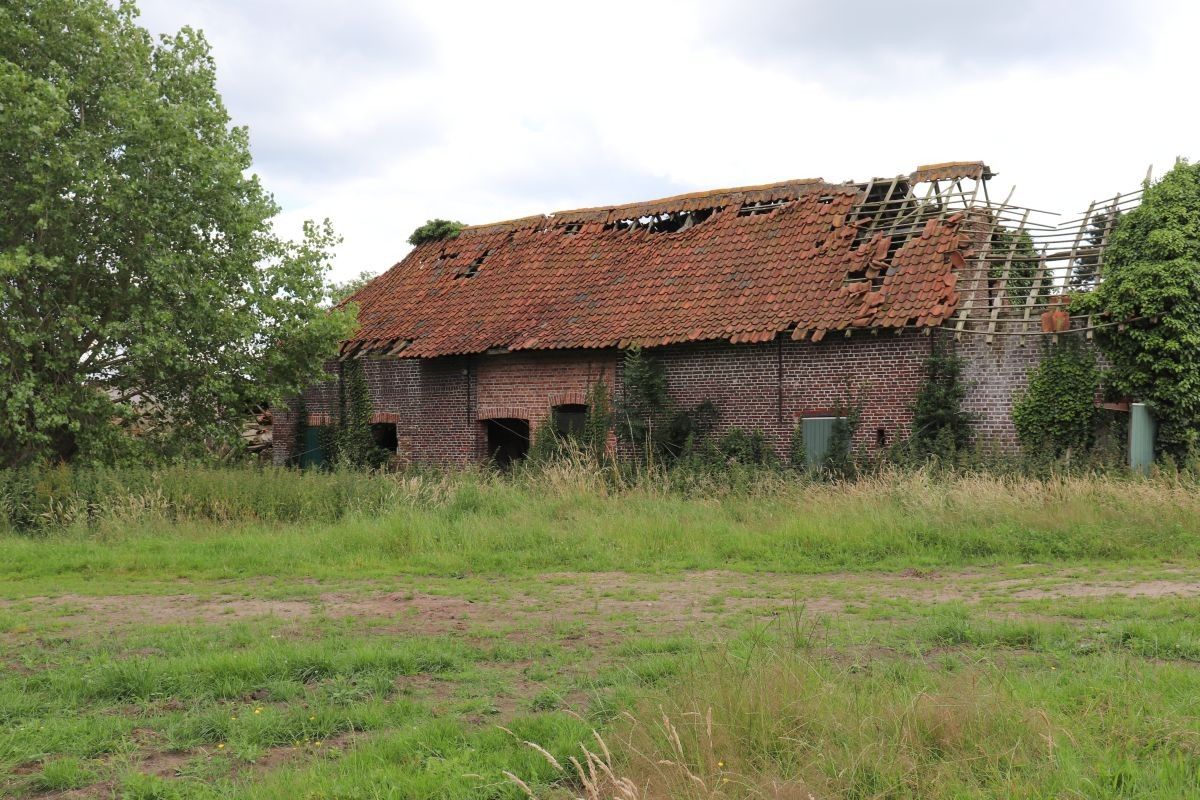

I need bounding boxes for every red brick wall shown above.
[276,351,617,466]
[651,332,931,457]
[940,324,1103,452]
[474,351,617,446]
[276,333,935,466]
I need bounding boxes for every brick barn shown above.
[274,161,1089,467]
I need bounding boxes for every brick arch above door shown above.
[476,405,532,422]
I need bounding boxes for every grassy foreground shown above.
[1,465,1199,798]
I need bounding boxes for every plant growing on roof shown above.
[0,0,355,467]
[1072,160,1200,454]
[408,219,466,247]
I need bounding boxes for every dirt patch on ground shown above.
[1011,579,1200,600]
[6,567,1198,641]
[10,593,314,628]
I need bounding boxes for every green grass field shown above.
[2,466,1199,798]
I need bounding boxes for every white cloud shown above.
[134,0,1199,280]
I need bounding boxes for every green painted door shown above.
[1129,403,1156,474]
[299,426,327,470]
[802,417,840,468]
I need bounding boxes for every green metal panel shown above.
[299,426,327,470]
[1128,403,1156,474]
[802,417,836,468]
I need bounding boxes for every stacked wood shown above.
[242,410,273,457]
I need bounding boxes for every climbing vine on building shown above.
[582,378,614,460]
[1072,160,1200,454]
[908,345,973,457]
[1012,340,1100,456]
[322,362,387,469]
[615,347,720,462]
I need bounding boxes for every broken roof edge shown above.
[908,160,992,184]
[356,317,933,361]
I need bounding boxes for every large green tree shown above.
[1073,160,1200,454]
[0,0,355,466]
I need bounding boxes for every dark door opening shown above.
[485,418,530,468]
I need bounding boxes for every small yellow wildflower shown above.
[314,741,323,747]
[309,715,316,720]
[718,761,725,768]
[230,715,237,720]
[217,743,225,749]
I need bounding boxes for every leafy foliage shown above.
[663,400,718,459]
[989,227,1044,305]
[321,362,387,470]
[909,346,974,457]
[0,0,354,467]
[615,347,721,462]
[824,396,863,478]
[714,428,777,467]
[1071,210,1119,289]
[407,219,465,247]
[789,423,806,470]
[327,271,378,306]
[614,347,669,456]
[1072,160,1200,454]
[1012,341,1100,456]
[582,378,614,460]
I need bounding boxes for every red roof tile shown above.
[343,177,969,357]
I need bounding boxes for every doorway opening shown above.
[484,418,530,468]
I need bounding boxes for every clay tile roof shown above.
[344,172,972,357]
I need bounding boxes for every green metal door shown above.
[802,417,837,468]
[1129,403,1156,474]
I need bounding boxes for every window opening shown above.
[552,404,587,438]
[370,422,398,454]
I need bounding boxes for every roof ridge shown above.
[458,177,847,235]
[549,177,832,219]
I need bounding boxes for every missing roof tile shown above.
[603,207,717,234]
[458,250,489,279]
[737,200,787,217]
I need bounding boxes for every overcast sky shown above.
[134,0,1196,281]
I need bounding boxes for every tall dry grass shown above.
[509,628,1057,799]
[3,459,1198,577]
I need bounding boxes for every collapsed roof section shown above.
[341,160,1094,359]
